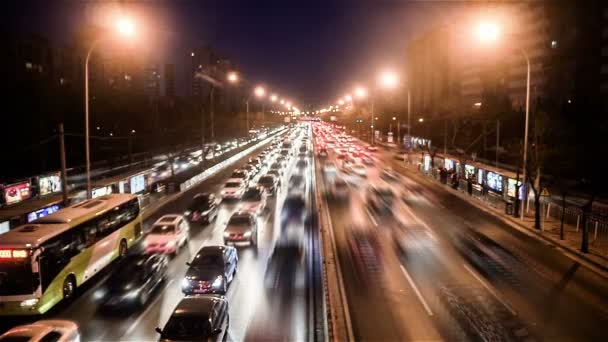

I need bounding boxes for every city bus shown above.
[0,194,143,315]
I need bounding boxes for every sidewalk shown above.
[393,158,608,278]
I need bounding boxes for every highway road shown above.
[314,124,608,341]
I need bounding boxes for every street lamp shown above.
[345,94,352,102]
[227,71,239,83]
[270,94,278,102]
[354,86,367,98]
[254,86,266,98]
[85,16,136,198]
[418,118,424,122]
[378,70,399,90]
[475,20,529,220]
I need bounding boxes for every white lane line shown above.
[122,279,175,337]
[399,265,433,316]
[364,207,378,227]
[463,263,517,316]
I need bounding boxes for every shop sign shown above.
[465,165,475,179]
[424,155,431,171]
[444,159,454,170]
[26,204,61,223]
[477,169,485,185]
[38,173,62,196]
[0,221,9,235]
[92,185,112,199]
[3,182,32,205]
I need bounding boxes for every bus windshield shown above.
[0,257,36,296]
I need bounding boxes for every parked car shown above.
[223,212,259,247]
[258,174,279,195]
[185,193,219,224]
[144,215,190,255]
[221,179,247,200]
[155,295,229,342]
[0,320,80,342]
[182,246,237,295]
[238,186,268,215]
[96,254,168,308]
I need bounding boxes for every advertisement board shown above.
[507,178,523,199]
[3,182,32,205]
[92,185,112,199]
[424,155,431,171]
[0,221,9,235]
[26,204,61,223]
[130,174,145,194]
[465,165,475,179]
[487,172,503,192]
[38,173,62,196]
[444,159,454,171]
[477,169,485,185]
[119,180,127,194]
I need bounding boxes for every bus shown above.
[0,194,143,315]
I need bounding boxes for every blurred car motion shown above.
[0,320,80,342]
[182,246,237,295]
[184,193,219,224]
[144,215,190,255]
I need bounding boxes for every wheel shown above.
[118,240,128,258]
[63,276,76,300]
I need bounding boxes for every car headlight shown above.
[166,241,176,248]
[93,289,106,301]
[181,278,190,289]
[223,231,231,237]
[184,210,192,216]
[243,231,252,237]
[221,190,227,195]
[212,276,224,288]
[20,298,39,307]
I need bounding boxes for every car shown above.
[288,174,306,194]
[238,186,268,215]
[223,212,259,247]
[295,159,308,170]
[366,186,395,214]
[281,194,308,224]
[361,155,374,165]
[266,170,282,184]
[182,246,237,295]
[96,254,168,309]
[155,295,229,342]
[366,146,379,152]
[242,164,258,176]
[323,162,337,176]
[318,148,328,158]
[297,152,308,159]
[330,177,349,200]
[221,179,247,200]
[269,163,284,176]
[350,164,367,177]
[275,155,287,167]
[185,193,219,224]
[145,215,190,255]
[280,149,291,157]
[230,169,250,182]
[258,174,279,195]
[380,169,400,182]
[0,320,80,342]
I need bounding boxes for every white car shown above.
[331,177,349,199]
[350,164,367,177]
[223,212,259,247]
[238,186,268,215]
[144,215,190,255]
[323,162,337,176]
[221,179,247,200]
[0,320,80,342]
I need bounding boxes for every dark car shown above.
[267,169,283,182]
[182,246,238,295]
[258,174,279,195]
[242,164,258,176]
[280,194,308,224]
[156,295,229,342]
[185,193,219,224]
[366,186,395,214]
[230,169,250,181]
[96,254,168,309]
[295,159,308,170]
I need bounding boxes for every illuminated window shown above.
[551,40,557,49]
[25,62,33,69]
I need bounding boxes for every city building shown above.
[164,63,176,98]
[143,63,161,98]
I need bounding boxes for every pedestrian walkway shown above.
[392,157,608,277]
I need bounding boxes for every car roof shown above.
[195,245,228,256]
[172,296,224,317]
[2,320,77,338]
[154,214,182,226]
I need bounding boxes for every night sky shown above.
[6,0,458,106]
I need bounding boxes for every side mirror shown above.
[186,262,191,267]
[155,327,162,335]
[211,328,222,336]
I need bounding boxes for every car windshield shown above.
[0,257,35,296]
[162,316,211,339]
[242,190,262,201]
[231,171,246,178]
[190,196,211,210]
[225,182,241,188]
[229,215,251,225]
[191,252,223,266]
[150,225,175,235]
[259,176,274,185]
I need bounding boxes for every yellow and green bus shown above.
[0,194,143,315]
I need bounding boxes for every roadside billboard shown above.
[3,182,32,205]
[38,172,62,196]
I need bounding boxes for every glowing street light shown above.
[475,21,500,43]
[345,94,352,102]
[418,118,424,122]
[285,101,292,107]
[227,72,239,83]
[254,86,266,98]
[270,94,278,102]
[378,70,399,89]
[280,99,285,105]
[116,17,136,37]
[338,99,345,105]
[354,86,367,98]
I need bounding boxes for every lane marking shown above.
[364,207,378,227]
[463,263,517,316]
[122,279,175,338]
[399,265,433,316]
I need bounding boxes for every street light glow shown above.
[338,99,345,105]
[379,70,399,89]
[355,86,367,98]
[345,95,352,102]
[392,116,397,120]
[254,86,266,98]
[475,21,500,43]
[227,72,239,83]
[270,94,278,102]
[280,99,285,104]
[116,17,136,37]
[418,118,424,122]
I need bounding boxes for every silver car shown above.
[223,212,259,247]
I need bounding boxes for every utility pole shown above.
[496,120,500,168]
[210,86,215,141]
[483,121,487,160]
[58,123,69,205]
[443,119,447,155]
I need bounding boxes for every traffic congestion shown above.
[0,124,315,341]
